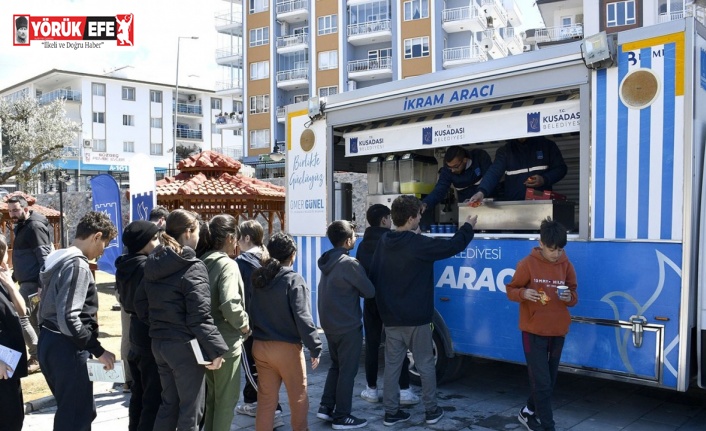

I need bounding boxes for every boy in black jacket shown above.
[370,195,476,426]
[316,220,375,429]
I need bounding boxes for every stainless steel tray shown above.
[458,200,576,231]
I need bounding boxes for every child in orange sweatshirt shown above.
[506,217,578,431]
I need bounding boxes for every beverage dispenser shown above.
[382,155,400,194]
[398,153,438,195]
[367,156,383,195]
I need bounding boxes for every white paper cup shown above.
[557,286,569,297]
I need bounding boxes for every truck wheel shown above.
[407,329,464,385]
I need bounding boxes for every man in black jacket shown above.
[356,204,419,406]
[370,195,476,427]
[7,195,52,374]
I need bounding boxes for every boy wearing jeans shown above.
[316,221,375,429]
[506,217,578,431]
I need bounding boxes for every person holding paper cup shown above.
[505,217,578,431]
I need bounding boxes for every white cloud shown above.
[0,0,222,90]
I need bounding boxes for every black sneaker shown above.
[425,406,444,424]
[332,415,367,430]
[317,405,333,422]
[518,407,542,431]
[383,410,411,426]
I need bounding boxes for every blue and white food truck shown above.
[284,18,706,391]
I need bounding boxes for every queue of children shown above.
[3,193,576,431]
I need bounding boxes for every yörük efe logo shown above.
[527,112,541,133]
[13,13,134,48]
[422,127,433,145]
[349,137,358,154]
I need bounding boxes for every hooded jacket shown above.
[249,266,322,358]
[370,224,474,327]
[201,250,248,358]
[38,247,104,357]
[235,249,262,313]
[12,210,52,284]
[135,244,227,361]
[114,252,152,355]
[0,287,27,380]
[317,247,375,335]
[505,247,578,336]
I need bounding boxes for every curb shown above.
[24,394,56,414]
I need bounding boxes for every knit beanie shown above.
[122,221,159,254]
[16,16,28,29]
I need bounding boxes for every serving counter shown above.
[457,200,576,231]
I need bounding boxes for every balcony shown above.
[216,47,243,66]
[215,80,243,98]
[38,89,81,105]
[658,10,685,23]
[480,0,508,27]
[173,102,203,116]
[277,106,286,123]
[503,27,525,55]
[480,29,508,59]
[347,19,392,46]
[347,56,393,81]
[276,0,308,23]
[276,33,309,54]
[443,45,488,68]
[525,24,583,44]
[276,68,309,90]
[176,127,203,140]
[215,112,243,130]
[442,5,486,33]
[214,9,243,35]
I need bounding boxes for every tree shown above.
[0,95,81,185]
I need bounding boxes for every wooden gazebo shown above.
[156,151,285,232]
[1,192,62,265]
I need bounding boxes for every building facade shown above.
[0,69,243,188]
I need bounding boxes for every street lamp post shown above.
[173,36,199,173]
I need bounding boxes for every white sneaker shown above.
[360,385,379,403]
[399,388,420,405]
[235,402,257,417]
[273,410,285,428]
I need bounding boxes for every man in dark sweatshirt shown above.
[38,211,118,431]
[356,204,419,406]
[370,195,477,427]
[316,220,375,430]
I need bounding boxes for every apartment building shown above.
[222,0,528,174]
[0,69,243,187]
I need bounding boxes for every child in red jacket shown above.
[506,217,578,431]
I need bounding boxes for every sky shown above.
[0,0,545,91]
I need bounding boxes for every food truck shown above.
[284,18,706,391]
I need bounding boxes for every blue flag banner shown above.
[90,174,123,275]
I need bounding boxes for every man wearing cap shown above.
[15,16,28,44]
[115,221,162,431]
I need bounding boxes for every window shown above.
[92,112,105,123]
[92,139,106,152]
[293,94,309,103]
[211,98,222,110]
[233,101,244,112]
[404,37,430,59]
[123,141,135,152]
[404,0,429,21]
[91,83,105,96]
[318,14,338,35]
[369,48,392,60]
[150,117,162,128]
[607,1,636,27]
[249,129,270,149]
[318,50,338,70]
[122,115,134,126]
[250,61,270,80]
[249,0,268,14]
[122,86,135,101]
[150,143,163,155]
[233,129,243,136]
[249,95,270,114]
[319,86,338,98]
[150,90,162,103]
[249,27,269,47]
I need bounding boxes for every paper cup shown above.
[557,286,569,296]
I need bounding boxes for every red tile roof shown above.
[178,150,242,173]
